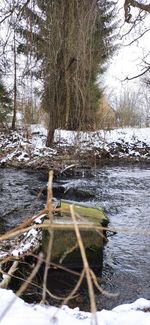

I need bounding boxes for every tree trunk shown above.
[46,128,55,147]
[12,31,17,130]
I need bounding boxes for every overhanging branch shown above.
[124,0,150,22]
[124,65,150,81]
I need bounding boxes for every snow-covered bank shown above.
[0,126,150,169]
[54,127,150,148]
[0,289,150,325]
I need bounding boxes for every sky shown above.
[103,0,150,99]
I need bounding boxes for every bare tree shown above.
[122,0,150,81]
[139,85,150,126]
[115,88,142,127]
[0,0,41,128]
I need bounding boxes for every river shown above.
[0,165,150,310]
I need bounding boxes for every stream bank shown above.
[0,127,150,171]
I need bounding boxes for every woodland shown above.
[0,0,150,144]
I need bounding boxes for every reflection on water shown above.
[0,166,150,310]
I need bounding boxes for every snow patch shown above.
[0,289,149,325]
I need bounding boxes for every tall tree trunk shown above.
[12,31,17,130]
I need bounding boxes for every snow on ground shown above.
[54,127,150,147]
[0,289,150,325]
[0,126,150,168]
[54,128,150,159]
[0,126,56,167]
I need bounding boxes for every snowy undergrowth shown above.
[54,127,150,147]
[0,126,150,168]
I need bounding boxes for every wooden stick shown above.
[0,261,19,289]
[42,170,54,303]
[70,205,98,325]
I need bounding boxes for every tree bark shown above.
[46,128,55,147]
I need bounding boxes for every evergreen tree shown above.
[17,0,117,145]
[0,76,12,125]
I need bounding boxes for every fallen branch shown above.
[0,260,19,289]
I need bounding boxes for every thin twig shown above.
[90,269,118,298]
[31,252,80,277]
[0,222,149,247]
[42,228,54,303]
[42,170,54,303]
[70,205,98,325]
[61,269,85,306]
[0,261,19,288]
[0,253,42,322]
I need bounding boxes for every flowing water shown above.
[0,166,150,310]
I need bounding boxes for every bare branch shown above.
[0,0,31,24]
[124,65,150,81]
[124,27,150,46]
[126,0,150,13]
[121,11,142,39]
[0,10,15,24]
[124,0,150,22]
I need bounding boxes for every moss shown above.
[60,201,108,225]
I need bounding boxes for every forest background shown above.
[0,0,150,146]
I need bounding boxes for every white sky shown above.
[103,0,150,99]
